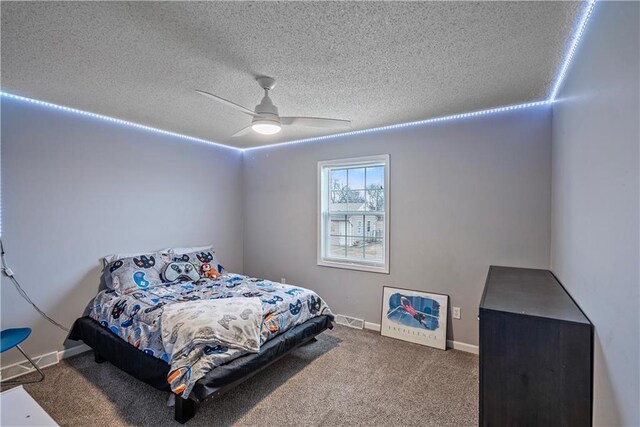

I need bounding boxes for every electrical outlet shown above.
[453,307,461,319]
[281,278,286,284]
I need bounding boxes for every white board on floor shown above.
[0,385,58,426]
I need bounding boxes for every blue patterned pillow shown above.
[105,252,167,293]
[170,247,226,278]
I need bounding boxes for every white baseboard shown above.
[0,344,92,381]
[59,343,92,359]
[350,320,479,355]
[446,340,479,354]
[364,321,381,331]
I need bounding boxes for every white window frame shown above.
[317,154,390,274]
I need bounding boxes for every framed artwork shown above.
[380,286,448,350]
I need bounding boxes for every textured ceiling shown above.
[1,1,581,148]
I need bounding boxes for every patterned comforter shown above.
[89,274,332,397]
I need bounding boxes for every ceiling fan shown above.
[196,76,351,136]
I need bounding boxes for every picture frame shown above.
[380,286,449,350]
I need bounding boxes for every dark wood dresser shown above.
[479,266,593,426]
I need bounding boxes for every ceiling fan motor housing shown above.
[253,94,281,126]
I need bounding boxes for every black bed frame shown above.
[69,315,333,423]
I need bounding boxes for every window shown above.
[318,155,389,273]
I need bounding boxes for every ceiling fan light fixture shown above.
[196,76,351,138]
[252,122,282,135]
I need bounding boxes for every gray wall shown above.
[1,97,553,363]
[0,98,244,364]
[243,107,553,346]
[550,2,640,425]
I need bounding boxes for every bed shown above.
[68,247,333,423]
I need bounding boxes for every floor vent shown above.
[0,351,59,382]
[335,314,365,329]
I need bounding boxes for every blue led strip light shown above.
[243,100,552,151]
[1,91,552,153]
[0,92,238,152]
[548,0,597,101]
[0,0,597,154]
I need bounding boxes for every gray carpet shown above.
[3,326,478,426]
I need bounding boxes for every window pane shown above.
[364,214,382,234]
[366,166,384,189]
[345,246,362,259]
[329,214,349,234]
[366,189,384,211]
[330,190,349,211]
[344,233,363,260]
[363,236,384,261]
[364,216,384,261]
[348,168,365,190]
[348,190,366,211]
[330,169,347,191]
[329,235,346,258]
[365,166,384,212]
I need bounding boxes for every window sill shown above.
[317,259,389,274]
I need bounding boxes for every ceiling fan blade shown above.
[196,90,258,117]
[231,125,254,137]
[280,117,351,129]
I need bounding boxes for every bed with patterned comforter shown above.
[89,274,332,398]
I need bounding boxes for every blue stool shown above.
[1,328,45,384]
